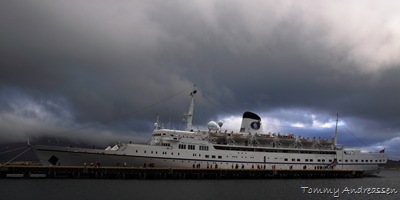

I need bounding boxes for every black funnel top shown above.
[243,111,261,120]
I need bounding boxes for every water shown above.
[0,170,398,200]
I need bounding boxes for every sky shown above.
[0,0,399,160]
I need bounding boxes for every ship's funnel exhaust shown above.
[239,111,263,135]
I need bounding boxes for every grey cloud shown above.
[0,0,400,158]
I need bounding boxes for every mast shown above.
[333,113,339,147]
[154,113,160,130]
[185,85,197,131]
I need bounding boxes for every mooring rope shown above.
[3,146,32,165]
[0,146,28,155]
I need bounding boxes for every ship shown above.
[33,87,387,175]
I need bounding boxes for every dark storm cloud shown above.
[0,0,399,158]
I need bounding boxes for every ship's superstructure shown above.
[33,88,387,175]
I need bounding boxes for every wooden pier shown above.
[0,165,365,179]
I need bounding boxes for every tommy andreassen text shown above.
[301,186,398,198]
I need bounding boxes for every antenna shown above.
[333,113,339,148]
[154,113,160,130]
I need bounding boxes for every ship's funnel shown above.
[239,111,263,135]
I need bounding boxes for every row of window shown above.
[344,159,385,163]
[213,145,335,154]
[137,150,181,156]
[281,158,386,163]
[205,155,223,159]
[137,149,385,163]
[179,144,209,151]
[199,146,209,151]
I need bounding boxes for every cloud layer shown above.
[1,0,399,159]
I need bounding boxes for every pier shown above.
[0,165,364,179]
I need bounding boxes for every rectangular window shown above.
[200,146,209,151]
[205,155,209,158]
[218,156,222,159]
[212,155,216,159]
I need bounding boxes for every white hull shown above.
[34,141,385,176]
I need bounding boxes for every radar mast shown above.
[184,85,197,131]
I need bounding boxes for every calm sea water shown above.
[0,169,398,200]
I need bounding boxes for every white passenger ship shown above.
[33,88,387,175]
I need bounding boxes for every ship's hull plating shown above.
[33,145,383,176]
